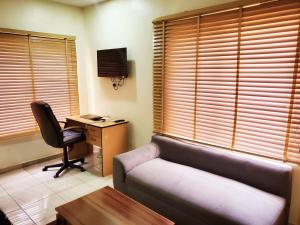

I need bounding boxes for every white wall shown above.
[0,0,89,169]
[82,0,300,224]
[83,0,236,149]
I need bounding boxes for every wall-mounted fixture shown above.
[97,48,128,90]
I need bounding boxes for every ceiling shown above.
[49,0,106,7]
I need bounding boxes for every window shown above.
[153,0,300,163]
[0,29,79,139]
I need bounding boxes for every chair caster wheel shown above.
[54,174,59,178]
[80,159,85,164]
[42,167,47,171]
[80,168,86,172]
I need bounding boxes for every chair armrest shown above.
[60,126,84,133]
[58,120,67,128]
[113,143,159,193]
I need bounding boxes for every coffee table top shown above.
[55,186,174,225]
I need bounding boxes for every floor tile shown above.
[6,209,35,225]
[105,178,114,188]
[85,175,113,190]
[33,167,82,183]
[24,162,48,175]
[57,183,96,202]
[25,158,64,176]
[36,215,56,225]
[32,170,58,183]
[23,194,65,223]
[0,169,31,185]
[73,170,101,182]
[45,175,83,193]
[2,176,42,195]
[0,185,7,196]
[10,183,54,208]
[0,156,110,225]
[0,193,20,213]
[59,167,83,177]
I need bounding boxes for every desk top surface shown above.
[67,115,128,128]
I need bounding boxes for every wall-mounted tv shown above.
[97,48,128,77]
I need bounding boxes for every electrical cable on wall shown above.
[111,76,125,90]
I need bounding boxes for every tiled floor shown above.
[0,159,113,225]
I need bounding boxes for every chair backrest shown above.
[30,101,62,148]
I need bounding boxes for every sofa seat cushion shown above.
[126,158,286,225]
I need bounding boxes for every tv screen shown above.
[97,48,128,77]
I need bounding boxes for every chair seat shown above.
[126,158,286,225]
[63,130,85,146]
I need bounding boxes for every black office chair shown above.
[31,101,86,178]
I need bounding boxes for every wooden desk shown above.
[66,116,128,176]
[56,186,174,225]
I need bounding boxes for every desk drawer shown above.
[85,125,99,136]
[86,133,102,146]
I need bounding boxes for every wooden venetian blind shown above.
[153,0,300,163]
[0,30,79,138]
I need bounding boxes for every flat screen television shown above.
[97,48,128,77]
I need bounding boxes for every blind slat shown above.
[153,0,300,163]
[0,32,79,138]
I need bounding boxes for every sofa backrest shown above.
[151,134,292,201]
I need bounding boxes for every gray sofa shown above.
[113,134,292,225]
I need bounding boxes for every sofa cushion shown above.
[151,135,292,200]
[126,158,286,225]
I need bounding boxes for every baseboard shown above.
[0,153,63,175]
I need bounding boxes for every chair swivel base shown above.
[42,158,85,178]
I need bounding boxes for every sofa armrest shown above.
[113,143,159,193]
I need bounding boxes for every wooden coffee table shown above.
[55,186,174,225]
